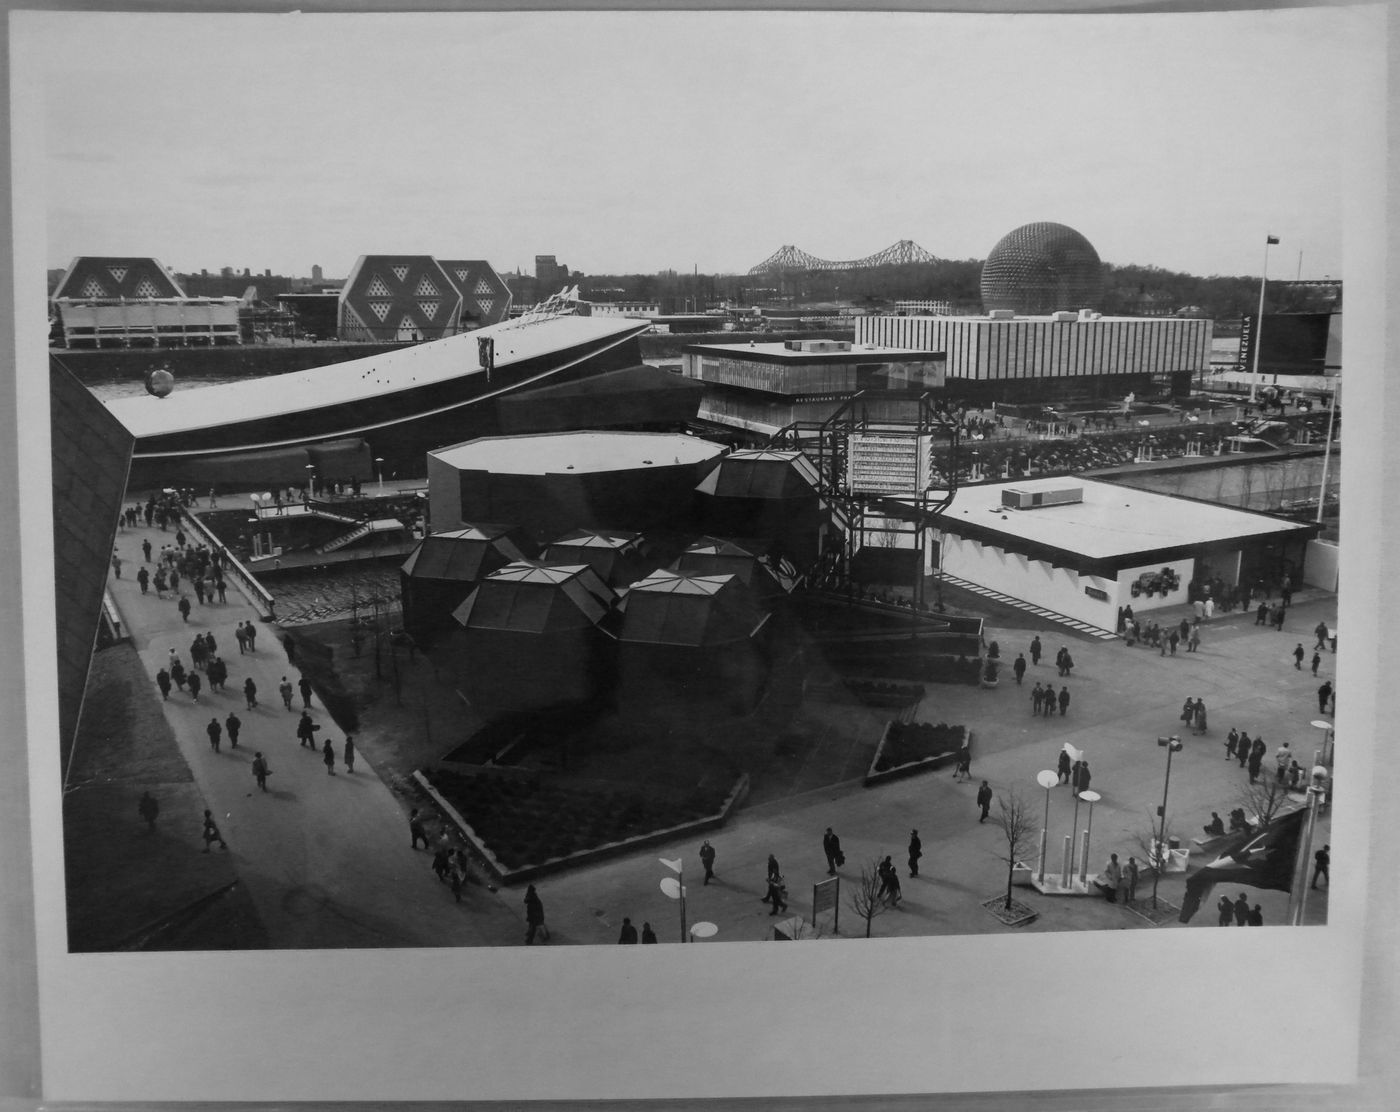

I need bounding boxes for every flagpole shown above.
[1316,382,1338,525]
[1287,773,1326,925]
[1249,237,1275,404]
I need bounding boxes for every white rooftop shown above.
[686,341,940,359]
[104,313,647,440]
[938,477,1309,561]
[432,431,723,475]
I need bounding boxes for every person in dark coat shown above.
[1312,845,1330,889]
[1226,727,1239,760]
[1012,654,1027,685]
[1293,643,1305,670]
[1318,681,1333,715]
[1057,749,1072,783]
[138,791,159,832]
[244,677,257,709]
[299,675,314,709]
[1248,738,1266,783]
[699,839,716,884]
[524,885,547,944]
[767,853,781,882]
[618,917,638,943]
[432,846,452,884]
[343,736,355,773]
[641,922,658,944]
[1031,682,1045,715]
[177,595,191,623]
[296,711,317,749]
[205,718,221,753]
[1237,730,1251,769]
[977,780,993,822]
[136,566,149,594]
[1203,812,1226,837]
[409,808,430,850]
[251,752,270,792]
[322,737,336,774]
[1029,636,1042,666]
[1074,762,1091,798]
[156,668,172,701]
[1058,686,1070,716]
[201,810,227,852]
[908,830,922,877]
[765,876,789,916]
[1256,600,1269,625]
[186,670,202,702]
[822,828,842,874]
[1233,892,1251,926]
[1217,895,1234,926]
[1247,904,1264,926]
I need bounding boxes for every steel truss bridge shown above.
[748,239,937,274]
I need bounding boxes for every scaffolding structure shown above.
[767,391,961,608]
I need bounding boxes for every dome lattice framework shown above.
[979,222,1103,314]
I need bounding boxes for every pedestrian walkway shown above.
[936,572,1119,640]
[101,516,521,948]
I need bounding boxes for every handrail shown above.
[177,507,278,621]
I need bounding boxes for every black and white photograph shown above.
[3,1,1394,1106]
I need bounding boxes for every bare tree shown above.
[990,790,1038,911]
[1233,774,1294,831]
[847,858,890,938]
[1130,811,1176,908]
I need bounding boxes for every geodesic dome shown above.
[980,222,1104,315]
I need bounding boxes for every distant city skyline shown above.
[21,6,1378,281]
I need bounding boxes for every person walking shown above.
[1312,844,1330,889]
[1247,904,1264,926]
[1233,892,1250,926]
[1029,635,1042,666]
[1188,626,1201,653]
[296,711,317,749]
[136,566,149,595]
[1248,737,1266,783]
[1237,730,1252,769]
[524,885,547,944]
[243,677,257,709]
[279,676,295,711]
[822,828,843,875]
[141,537,152,563]
[1318,681,1334,715]
[1057,748,1072,784]
[1314,621,1330,651]
[251,752,270,792]
[1125,856,1140,904]
[953,744,972,782]
[409,808,431,850]
[907,830,922,878]
[766,853,782,883]
[1311,651,1321,677]
[977,779,993,822]
[1055,646,1067,675]
[201,810,227,853]
[170,659,186,693]
[1217,894,1234,926]
[1012,653,1026,685]
[1031,682,1045,716]
[245,621,257,652]
[1072,761,1091,799]
[1256,600,1269,626]
[343,736,355,773]
[138,791,159,832]
[618,918,639,943]
[885,862,903,908]
[205,717,222,753]
[1293,643,1305,670]
[1274,742,1293,783]
[1057,686,1070,717]
[699,839,716,884]
[177,595,191,623]
[299,674,314,710]
[155,668,172,701]
[1226,727,1240,761]
[1192,698,1207,736]
[322,737,336,774]
[235,625,248,654]
[186,670,202,702]
[1102,854,1122,902]
[641,922,658,944]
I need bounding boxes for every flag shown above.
[1177,807,1307,922]
[1266,235,1280,245]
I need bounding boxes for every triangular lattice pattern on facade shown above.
[416,276,438,296]
[392,266,409,282]
[418,300,439,319]
[474,277,494,294]
[134,279,162,298]
[81,278,106,298]
[107,267,128,283]
[367,301,391,322]
[367,275,391,297]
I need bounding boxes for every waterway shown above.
[1104,451,1338,514]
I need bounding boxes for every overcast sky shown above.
[24,5,1380,281]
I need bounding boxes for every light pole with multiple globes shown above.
[1077,789,1101,887]
[1035,769,1058,884]
[1152,735,1183,907]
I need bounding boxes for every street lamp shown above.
[376,457,385,495]
[1249,235,1277,403]
[1310,719,1334,770]
[1152,735,1184,907]
[659,857,687,943]
[304,463,316,500]
[1288,766,1330,926]
[1077,789,1101,887]
[1035,769,1058,884]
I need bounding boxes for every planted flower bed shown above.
[421,768,733,874]
[866,721,968,784]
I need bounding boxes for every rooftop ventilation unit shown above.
[988,309,1016,320]
[784,339,851,353]
[1002,485,1083,510]
[1051,311,1077,323]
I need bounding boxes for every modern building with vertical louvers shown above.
[854,310,1212,403]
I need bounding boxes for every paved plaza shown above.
[88,506,1334,949]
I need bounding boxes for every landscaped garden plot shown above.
[871,721,967,775]
[423,769,731,870]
